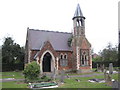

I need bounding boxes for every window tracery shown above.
[80,49,89,66]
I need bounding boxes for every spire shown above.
[73,4,85,20]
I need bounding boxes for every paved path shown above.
[65,73,104,78]
[1,73,117,82]
[0,78,24,82]
[1,73,104,82]
[49,73,105,79]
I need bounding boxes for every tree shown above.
[92,43,118,67]
[118,43,120,67]
[0,46,2,72]
[100,43,118,62]
[2,37,25,71]
[92,56,102,62]
[2,37,15,64]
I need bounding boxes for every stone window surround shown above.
[60,53,68,67]
[80,49,89,66]
[40,50,55,74]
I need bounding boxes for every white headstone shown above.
[109,63,113,74]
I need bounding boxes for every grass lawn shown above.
[1,71,24,79]
[58,73,118,88]
[1,81,28,88]
[1,71,25,89]
[1,71,118,88]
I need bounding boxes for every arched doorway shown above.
[42,52,51,72]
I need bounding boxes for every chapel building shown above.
[25,4,92,74]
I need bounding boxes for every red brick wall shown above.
[30,41,73,71]
[30,50,39,61]
[56,51,73,70]
[79,66,91,69]
[37,41,57,65]
[29,39,92,72]
[72,41,77,70]
[79,39,92,70]
[71,37,92,70]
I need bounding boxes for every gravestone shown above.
[105,63,114,86]
[100,64,105,72]
[66,74,70,79]
[104,67,112,81]
[104,72,112,86]
[104,66,113,86]
[109,63,113,75]
[99,64,103,72]
[51,67,56,81]
[88,78,105,83]
[106,73,112,82]
[75,79,80,82]
[60,69,65,83]
[104,68,107,81]
[99,64,101,72]
[112,81,119,88]
[96,64,99,72]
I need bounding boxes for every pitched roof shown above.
[27,29,72,51]
[73,4,85,19]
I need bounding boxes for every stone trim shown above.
[40,50,55,74]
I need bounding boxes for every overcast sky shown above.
[0,0,119,53]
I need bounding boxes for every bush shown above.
[23,61,40,82]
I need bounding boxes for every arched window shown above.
[60,53,68,66]
[60,54,63,59]
[85,55,87,60]
[82,55,84,65]
[80,18,84,26]
[76,18,82,26]
[80,49,89,66]
[76,19,79,26]
[64,54,67,59]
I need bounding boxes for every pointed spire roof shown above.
[73,4,85,20]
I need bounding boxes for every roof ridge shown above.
[29,29,72,34]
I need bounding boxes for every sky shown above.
[0,0,119,53]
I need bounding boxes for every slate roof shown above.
[27,29,72,51]
[73,4,85,19]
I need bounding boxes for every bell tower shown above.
[72,4,92,72]
[72,4,85,37]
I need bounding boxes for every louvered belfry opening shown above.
[42,52,51,72]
